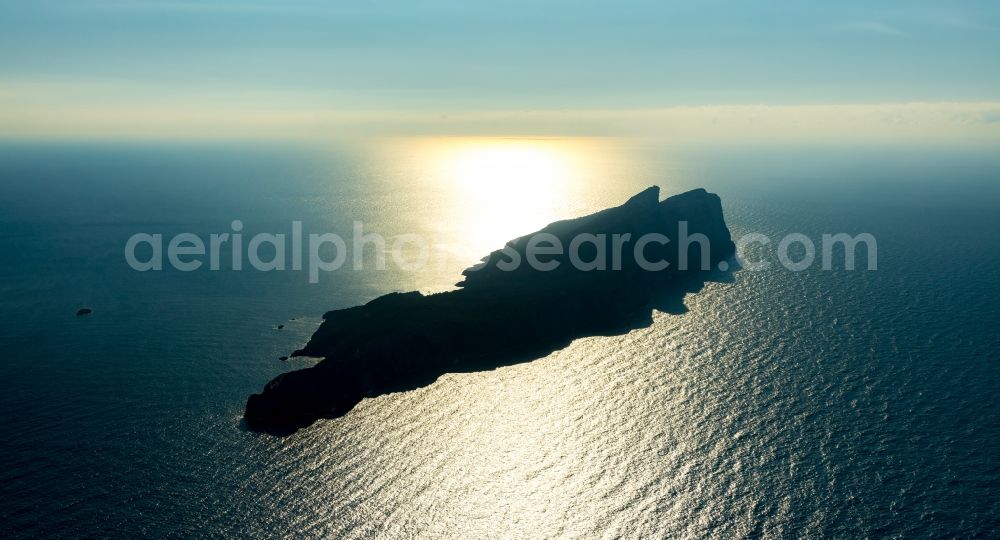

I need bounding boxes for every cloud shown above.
[981,111,1000,124]
[1,80,999,142]
[836,20,904,36]
[89,0,278,11]
[887,8,990,31]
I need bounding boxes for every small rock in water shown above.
[279,356,289,361]
[76,308,92,316]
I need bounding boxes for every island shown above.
[244,187,736,433]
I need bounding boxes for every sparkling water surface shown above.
[0,140,997,537]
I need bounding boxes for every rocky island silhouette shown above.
[245,187,736,433]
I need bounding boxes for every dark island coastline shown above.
[245,186,737,434]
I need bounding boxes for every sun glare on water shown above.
[427,138,588,260]
[444,141,572,196]
[378,136,635,279]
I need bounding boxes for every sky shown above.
[1,0,998,140]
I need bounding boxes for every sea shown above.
[0,138,997,537]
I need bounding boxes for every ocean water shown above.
[0,139,998,537]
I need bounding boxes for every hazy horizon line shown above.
[2,100,999,143]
